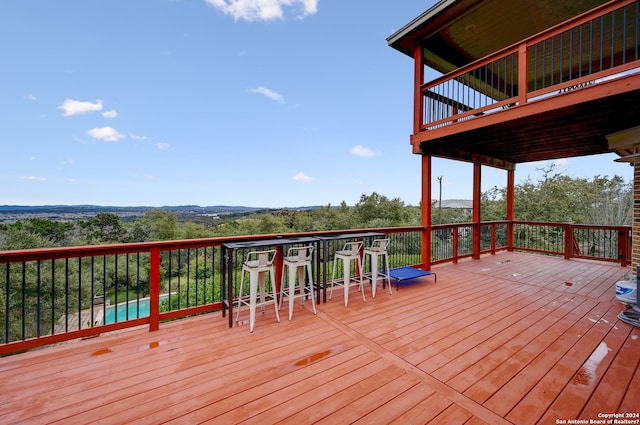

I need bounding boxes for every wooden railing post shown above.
[491,223,497,255]
[275,246,284,296]
[452,227,459,264]
[518,43,528,105]
[618,229,630,267]
[149,247,161,332]
[564,224,573,260]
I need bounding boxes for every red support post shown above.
[472,161,481,259]
[413,44,424,134]
[422,155,432,269]
[507,168,515,251]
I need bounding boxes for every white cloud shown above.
[350,145,380,158]
[206,0,318,21]
[523,159,569,168]
[522,160,547,167]
[20,176,46,181]
[130,133,147,141]
[156,142,170,150]
[59,99,103,116]
[292,172,313,183]
[251,86,284,103]
[24,94,37,101]
[102,109,117,118]
[87,126,124,142]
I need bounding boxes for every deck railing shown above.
[0,227,424,355]
[420,0,640,130]
[512,221,631,263]
[0,222,630,355]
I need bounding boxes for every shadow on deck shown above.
[1,252,638,424]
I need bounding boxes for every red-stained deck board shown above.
[578,326,640,416]
[444,292,593,394]
[409,285,552,371]
[475,298,609,413]
[539,318,638,423]
[505,304,625,424]
[429,289,566,384]
[275,364,409,424]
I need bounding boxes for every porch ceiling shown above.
[388,0,610,72]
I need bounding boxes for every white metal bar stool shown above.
[364,238,392,298]
[235,249,280,332]
[279,245,316,321]
[329,241,365,307]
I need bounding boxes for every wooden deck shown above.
[1,252,639,424]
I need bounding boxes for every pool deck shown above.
[1,252,639,424]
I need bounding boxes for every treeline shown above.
[0,167,632,251]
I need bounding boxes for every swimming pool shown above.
[103,294,170,324]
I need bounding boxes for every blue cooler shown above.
[618,266,640,327]
[616,278,637,307]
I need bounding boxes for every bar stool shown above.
[364,238,392,298]
[329,241,365,307]
[235,249,280,332]
[279,245,316,321]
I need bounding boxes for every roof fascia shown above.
[386,0,456,55]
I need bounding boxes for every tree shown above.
[481,164,632,225]
[352,192,410,227]
[14,218,74,245]
[0,225,55,250]
[481,186,506,221]
[583,175,632,226]
[128,209,180,241]
[78,213,126,243]
[181,222,212,239]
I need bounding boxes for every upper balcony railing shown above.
[420,0,640,130]
[0,222,630,355]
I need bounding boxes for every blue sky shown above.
[0,0,632,208]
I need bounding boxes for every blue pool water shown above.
[103,295,169,324]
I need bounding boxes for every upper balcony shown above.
[388,0,640,167]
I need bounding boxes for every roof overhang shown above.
[387,0,610,75]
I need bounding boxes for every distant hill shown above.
[0,205,261,214]
[0,204,321,224]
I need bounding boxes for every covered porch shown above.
[1,252,637,424]
[387,0,640,273]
